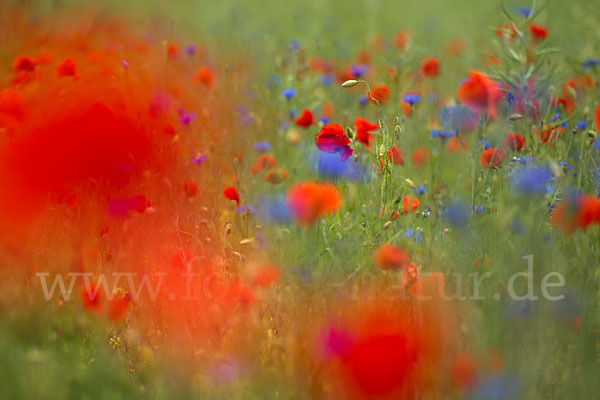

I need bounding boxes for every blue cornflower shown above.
[257,196,290,223]
[576,120,587,130]
[583,58,599,69]
[253,141,271,152]
[517,6,531,17]
[470,205,484,213]
[289,40,300,51]
[422,206,432,218]
[311,151,368,182]
[289,109,297,118]
[321,74,333,85]
[359,95,368,106]
[237,203,256,214]
[319,116,329,124]
[593,137,600,151]
[443,202,470,228]
[506,92,517,107]
[431,129,455,139]
[281,88,296,99]
[510,165,553,195]
[412,185,426,195]
[476,139,491,150]
[402,229,422,244]
[474,374,522,400]
[403,93,420,105]
[349,64,367,78]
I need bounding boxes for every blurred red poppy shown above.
[457,70,501,118]
[480,147,507,168]
[295,109,314,127]
[421,57,440,78]
[287,181,341,227]
[373,244,411,270]
[354,117,379,149]
[503,132,525,151]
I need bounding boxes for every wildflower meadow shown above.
[1,0,600,398]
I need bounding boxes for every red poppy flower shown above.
[557,79,576,114]
[373,244,411,270]
[57,58,77,78]
[0,88,26,126]
[503,132,525,151]
[452,353,477,391]
[457,70,501,118]
[369,85,391,104]
[295,109,314,127]
[421,57,440,78]
[529,23,549,42]
[223,186,240,205]
[410,147,429,168]
[387,146,404,166]
[354,117,379,149]
[315,123,353,161]
[250,155,277,175]
[81,282,102,311]
[183,180,198,197]
[595,104,600,131]
[13,55,37,73]
[394,30,409,50]
[287,181,342,227]
[480,147,507,168]
[552,194,600,234]
[264,168,288,184]
[447,135,468,153]
[194,66,214,87]
[402,195,420,213]
[252,265,280,288]
[535,124,563,144]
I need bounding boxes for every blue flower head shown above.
[517,6,531,17]
[311,151,369,182]
[349,64,367,78]
[257,196,290,223]
[359,95,368,106]
[289,40,300,51]
[431,129,455,139]
[583,58,600,69]
[403,93,420,105]
[443,202,470,229]
[253,141,271,152]
[510,165,553,195]
[321,74,333,86]
[412,185,426,195]
[576,120,587,130]
[281,88,296,99]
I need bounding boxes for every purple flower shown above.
[191,154,206,164]
[184,44,196,56]
[178,109,195,125]
[253,141,271,152]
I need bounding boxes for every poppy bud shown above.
[342,79,359,88]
